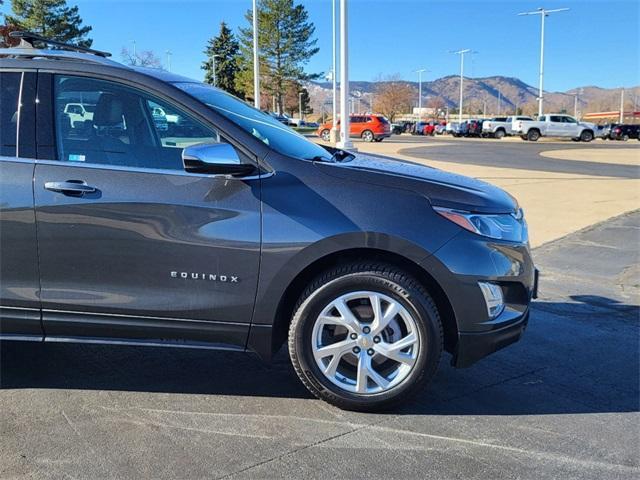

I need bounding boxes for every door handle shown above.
[44,180,96,195]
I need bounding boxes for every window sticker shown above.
[68,154,86,162]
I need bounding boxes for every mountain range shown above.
[306,76,639,118]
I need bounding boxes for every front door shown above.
[0,71,42,338]
[34,74,261,347]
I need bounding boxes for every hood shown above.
[319,153,518,214]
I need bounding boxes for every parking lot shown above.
[1,136,638,479]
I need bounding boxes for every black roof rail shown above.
[9,31,112,58]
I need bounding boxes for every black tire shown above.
[527,129,540,142]
[374,138,383,142]
[320,129,330,142]
[520,135,528,141]
[580,130,594,142]
[288,263,443,412]
[622,134,629,142]
[494,129,505,140]
[361,130,375,142]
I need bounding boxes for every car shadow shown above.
[1,298,638,416]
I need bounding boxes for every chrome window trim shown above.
[34,158,271,180]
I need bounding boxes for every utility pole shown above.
[498,89,502,115]
[337,0,354,150]
[299,91,303,121]
[211,54,219,87]
[252,0,260,109]
[415,68,427,122]
[518,7,569,117]
[165,50,172,72]
[451,49,471,124]
[620,88,625,123]
[330,0,339,143]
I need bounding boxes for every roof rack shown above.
[9,31,112,58]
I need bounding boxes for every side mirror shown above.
[182,143,257,176]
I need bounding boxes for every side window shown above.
[146,99,219,150]
[0,73,21,157]
[54,75,220,170]
[538,116,546,122]
[550,116,562,123]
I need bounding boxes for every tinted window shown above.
[562,116,577,123]
[550,116,563,122]
[175,82,333,162]
[54,76,220,170]
[375,116,389,124]
[538,116,546,122]
[0,73,21,157]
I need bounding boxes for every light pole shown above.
[518,7,569,117]
[330,0,339,143]
[165,50,172,72]
[415,68,427,122]
[451,49,471,124]
[211,54,219,87]
[337,0,354,150]
[619,88,625,123]
[299,91,303,121]
[498,89,502,115]
[252,0,260,109]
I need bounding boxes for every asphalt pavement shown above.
[1,211,638,479]
[397,138,639,178]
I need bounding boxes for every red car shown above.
[317,115,391,142]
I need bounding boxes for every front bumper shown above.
[421,231,538,368]
[453,309,529,368]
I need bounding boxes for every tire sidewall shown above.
[291,272,440,409]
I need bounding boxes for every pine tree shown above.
[236,0,319,112]
[6,0,92,47]
[202,21,241,97]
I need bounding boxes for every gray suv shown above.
[0,33,537,411]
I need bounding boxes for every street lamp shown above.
[451,49,472,124]
[337,0,354,150]
[415,68,427,121]
[211,54,220,87]
[518,7,569,117]
[165,50,172,72]
[619,87,625,123]
[330,0,339,143]
[252,0,260,109]
[299,91,303,121]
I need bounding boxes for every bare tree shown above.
[121,47,162,68]
[373,74,416,122]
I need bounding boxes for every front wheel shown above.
[320,129,331,142]
[520,135,528,141]
[288,263,443,412]
[361,130,375,142]
[494,129,505,140]
[580,130,594,142]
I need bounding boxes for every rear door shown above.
[0,70,42,339]
[33,73,261,347]
[548,116,564,136]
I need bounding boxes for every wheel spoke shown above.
[356,354,369,393]
[314,338,355,362]
[371,300,400,335]
[355,354,390,392]
[331,299,361,333]
[376,332,418,366]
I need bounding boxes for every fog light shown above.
[478,282,505,319]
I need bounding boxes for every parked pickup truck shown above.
[514,114,595,142]
[482,116,533,139]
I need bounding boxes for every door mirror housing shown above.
[182,143,257,176]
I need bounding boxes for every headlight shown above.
[434,206,528,242]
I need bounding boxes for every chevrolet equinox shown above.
[0,33,537,411]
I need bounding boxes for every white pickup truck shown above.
[513,114,595,142]
[482,115,533,139]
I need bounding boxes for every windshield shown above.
[174,82,332,161]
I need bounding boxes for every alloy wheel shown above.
[311,291,420,394]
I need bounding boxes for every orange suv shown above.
[317,115,391,142]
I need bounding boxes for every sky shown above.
[2,0,639,91]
